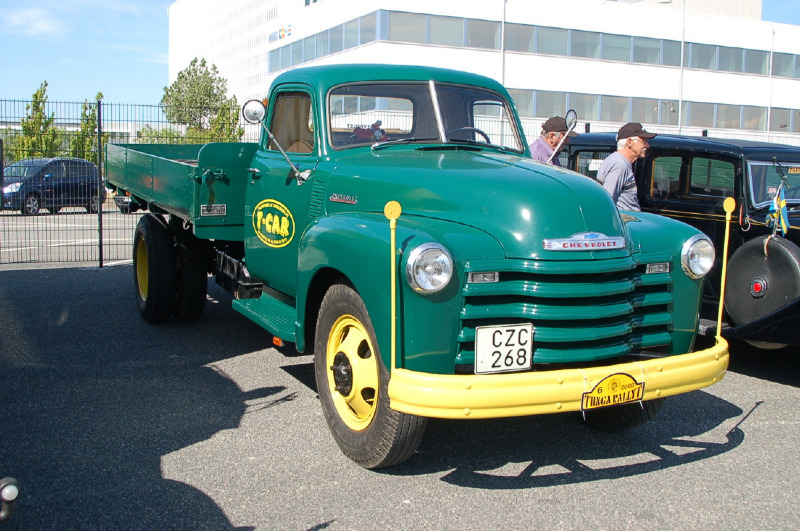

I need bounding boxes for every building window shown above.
[718,46,743,73]
[504,23,534,52]
[466,19,500,49]
[330,24,344,53]
[601,95,629,122]
[631,97,658,125]
[603,34,631,62]
[360,13,376,44]
[269,49,281,73]
[508,89,533,117]
[772,52,794,77]
[317,30,330,57]
[303,36,316,61]
[568,93,598,121]
[742,106,767,130]
[388,12,426,43]
[689,43,716,70]
[662,40,681,66]
[686,101,714,128]
[291,41,303,66]
[535,90,566,118]
[744,49,768,75]
[344,19,359,50]
[430,15,463,46]
[770,107,792,131]
[633,36,660,64]
[537,27,568,56]
[570,30,600,59]
[717,104,741,129]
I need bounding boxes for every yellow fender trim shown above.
[388,339,728,419]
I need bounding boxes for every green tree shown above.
[161,58,228,130]
[9,81,60,161]
[207,96,244,142]
[69,92,109,164]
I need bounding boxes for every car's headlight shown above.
[406,243,453,294]
[3,182,21,194]
[681,235,714,278]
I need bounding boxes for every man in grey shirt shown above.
[596,122,656,211]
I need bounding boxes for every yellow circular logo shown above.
[253,199,295,248]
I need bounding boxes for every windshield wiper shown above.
[371,138,439,151]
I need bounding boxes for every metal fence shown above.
[4,98,800,266]
[0,99,257,266]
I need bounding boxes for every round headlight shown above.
[406,243,453,294]
[681,235,715,279]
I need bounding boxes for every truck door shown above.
[244,88,318,298]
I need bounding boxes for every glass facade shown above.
[266,10,800,132]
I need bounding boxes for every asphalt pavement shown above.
[1,262,799,530]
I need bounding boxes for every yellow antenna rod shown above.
[717,197,736,342]
[384,201,402,370]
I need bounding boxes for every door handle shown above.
[247,168,262,180]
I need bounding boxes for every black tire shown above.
[580,398,665,431]
[133,214,176,323]
[22,194,41,215]
[169,217,208,322]
[314,283,426,469]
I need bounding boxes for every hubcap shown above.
[326,314,378,431]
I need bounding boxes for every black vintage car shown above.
[564,133,800,348]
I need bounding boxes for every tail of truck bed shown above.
[105,142,258,241]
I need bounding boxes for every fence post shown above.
[0,138,4,210]
[97,100,104,268]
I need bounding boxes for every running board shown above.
[232,292,297,343]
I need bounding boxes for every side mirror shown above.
[43,173,53,180]
[242,99,267,124]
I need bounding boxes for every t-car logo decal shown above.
[253,199,295,248]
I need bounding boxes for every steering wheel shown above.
[446,126,491,144]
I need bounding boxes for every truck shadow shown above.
[0,265,273,529]
[391,392,746,488]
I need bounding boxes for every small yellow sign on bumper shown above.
[581,373,644,411]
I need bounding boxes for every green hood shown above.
[324,147,629,260]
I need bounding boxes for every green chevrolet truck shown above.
[105,64,729,468]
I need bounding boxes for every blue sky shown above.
[0,0,799,104]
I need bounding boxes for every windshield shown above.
[748,161,800,208]
[3,159,48,181]
[328,81,524,152]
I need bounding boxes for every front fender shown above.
[297,213,397,359]
[297,212,505,372]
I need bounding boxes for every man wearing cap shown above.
[529,116,578,166]
[596,122,656,211]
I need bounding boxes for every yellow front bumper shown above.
[388,339,728,419]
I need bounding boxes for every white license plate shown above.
[474,323,533,374]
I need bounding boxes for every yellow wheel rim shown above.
[135,238,149,301]
[326,314,379,431]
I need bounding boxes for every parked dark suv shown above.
[2,157,105,215]
[565,133,800,349]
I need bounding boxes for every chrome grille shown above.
[458,256,673,368]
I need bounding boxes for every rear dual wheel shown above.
[133,214,207,323]
[314,283,426,469]
[133,215,176,323]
